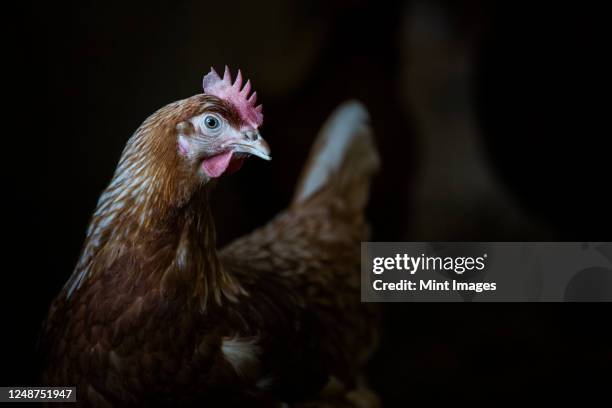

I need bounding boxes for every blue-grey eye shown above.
[204,115,220,130]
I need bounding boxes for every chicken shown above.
[41,67,380,407]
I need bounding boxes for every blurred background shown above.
[8,0,611,404]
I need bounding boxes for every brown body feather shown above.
[41,97,380,407]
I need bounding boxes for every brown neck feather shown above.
[65,96,245,309]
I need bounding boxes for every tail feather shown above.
[292,100,380,213]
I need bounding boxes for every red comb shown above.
[202,66,263,128]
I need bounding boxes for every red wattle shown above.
[202,151,233,178]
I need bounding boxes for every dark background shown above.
[5,0,610,404]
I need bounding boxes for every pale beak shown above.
[231,131,272,161]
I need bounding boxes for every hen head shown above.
[177,66,270,180]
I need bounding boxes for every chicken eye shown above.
[204,115,220,130]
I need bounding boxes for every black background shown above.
[4,0,611,405]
